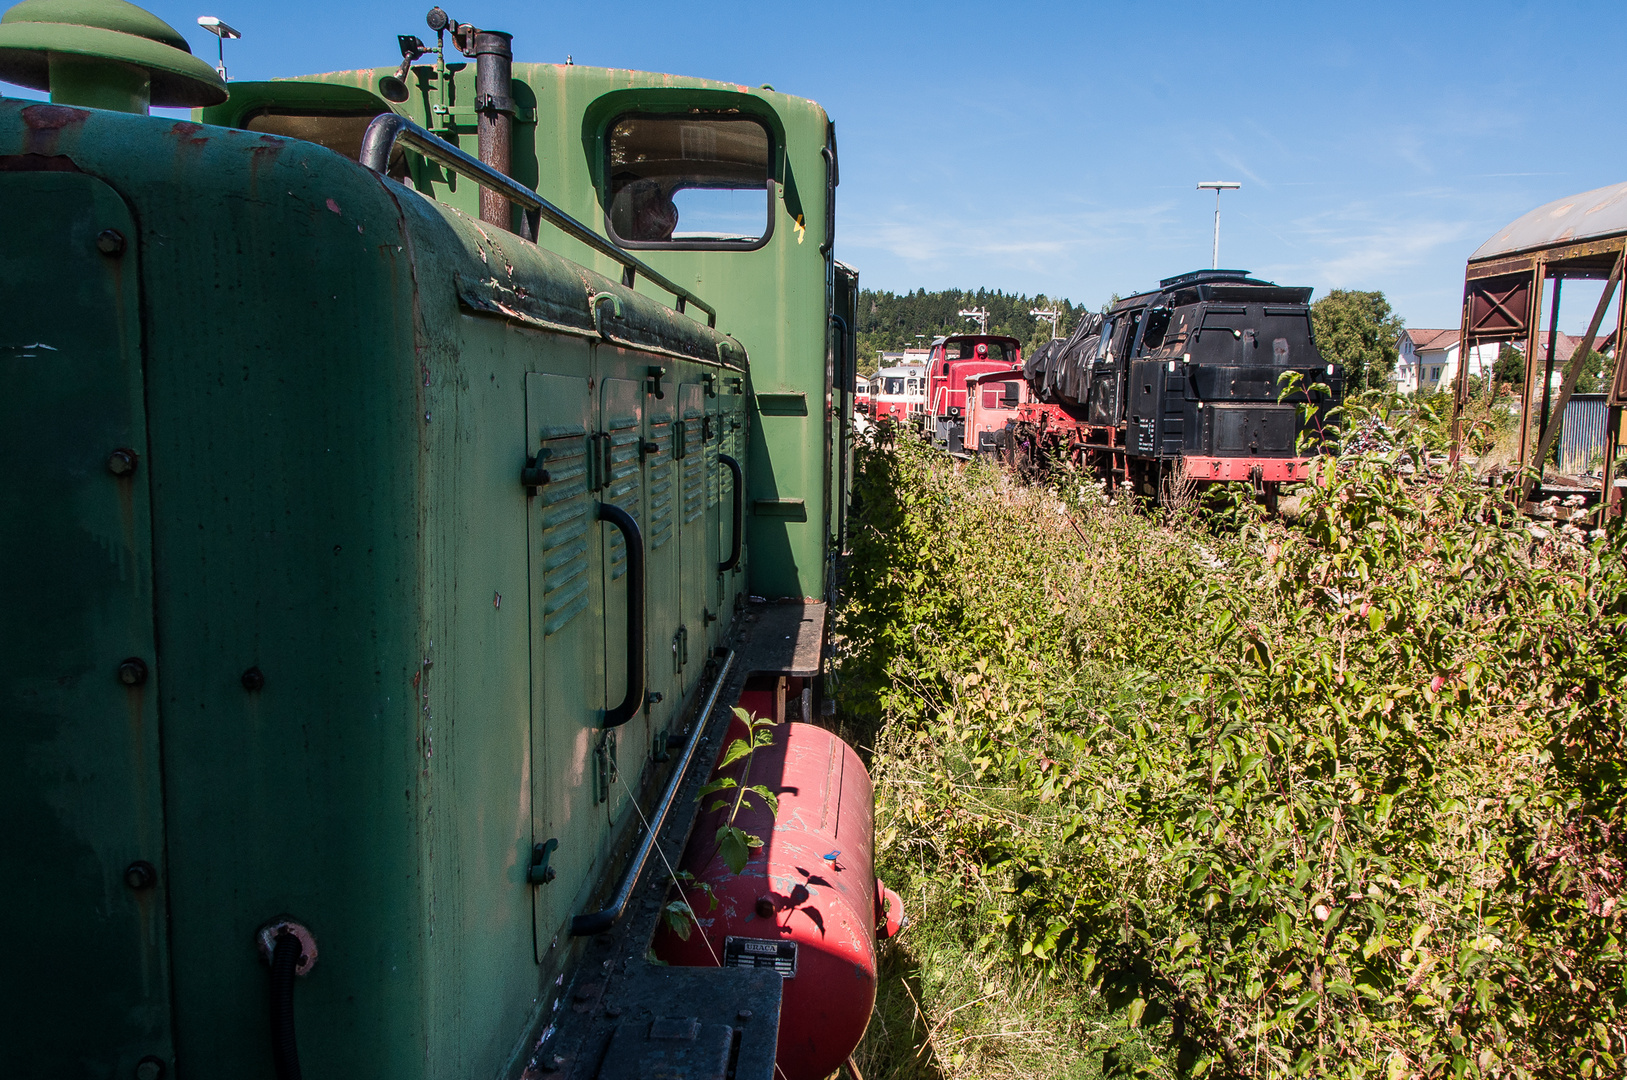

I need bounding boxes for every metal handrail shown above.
[359,113,718,327]
[571,648,737,936]
[718,453,743,572]
[597,502,645,727]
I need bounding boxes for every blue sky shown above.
[8,0,1624,333]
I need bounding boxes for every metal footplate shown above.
[517,652,783,1080]
[591,967,782,1080]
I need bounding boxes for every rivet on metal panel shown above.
[106,448,138,476]
[134,1056,166,1080]
[737,1009,753,1023]
[241,666,265,691]
[96,229,126,256]
[118,658,148,686]
[124,861,157,890]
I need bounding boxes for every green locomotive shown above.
[1,1,861,1076]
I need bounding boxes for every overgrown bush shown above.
[836,416,1626,1079]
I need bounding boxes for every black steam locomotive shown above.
[1015,269,1343,507]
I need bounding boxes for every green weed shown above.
[835,416,1626,1079]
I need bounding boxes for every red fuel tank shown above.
[655,721,877,1080]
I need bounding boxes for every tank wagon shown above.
[1,2,882,1078]
[1013,270,1342,506]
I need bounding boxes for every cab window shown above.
[947,340,1013,361]
[1140,308,1172,351]
[606,114,773,249]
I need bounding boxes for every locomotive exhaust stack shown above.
[423,7,517,230]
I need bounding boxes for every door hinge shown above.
[590,432,611,490]
[528,838,559,884]
[594,731,616,803]
[521,447,551,491]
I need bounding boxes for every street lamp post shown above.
[197,17,241,80]
[1196,181,1241,269]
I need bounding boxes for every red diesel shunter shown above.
[923,334,1022,454]
[961,368,1030,458]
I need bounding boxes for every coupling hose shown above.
[257,919,316,1080]
[269,930,303,1080]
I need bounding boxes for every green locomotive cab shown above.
[1,3,855,1077]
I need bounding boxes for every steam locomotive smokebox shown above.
[655,720,883,1080]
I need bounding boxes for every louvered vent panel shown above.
[683,417,705,524]
[605,416,641,579]
[648,419,674,550]
[538,432,590,636]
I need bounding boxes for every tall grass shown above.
[833,418,1626,1079]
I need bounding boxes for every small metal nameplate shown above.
[723,936,797,979]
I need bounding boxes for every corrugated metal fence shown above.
[1560,394,1609,474]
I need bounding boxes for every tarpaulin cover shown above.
[1024,312,1102,408]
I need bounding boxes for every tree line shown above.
[856,288,1088,375]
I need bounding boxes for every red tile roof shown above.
[1405,328,1460,352]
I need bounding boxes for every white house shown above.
[1394,329,1498,394]
[1396,328,1616,395]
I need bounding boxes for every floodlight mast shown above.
[1196,181,1241,269]
[197,17,241,80]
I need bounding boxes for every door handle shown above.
[598,502,645,727]
[718,453,742,573]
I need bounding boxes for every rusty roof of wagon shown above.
[1470,180,1627,262]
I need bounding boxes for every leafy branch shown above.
[695,707,781,874]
